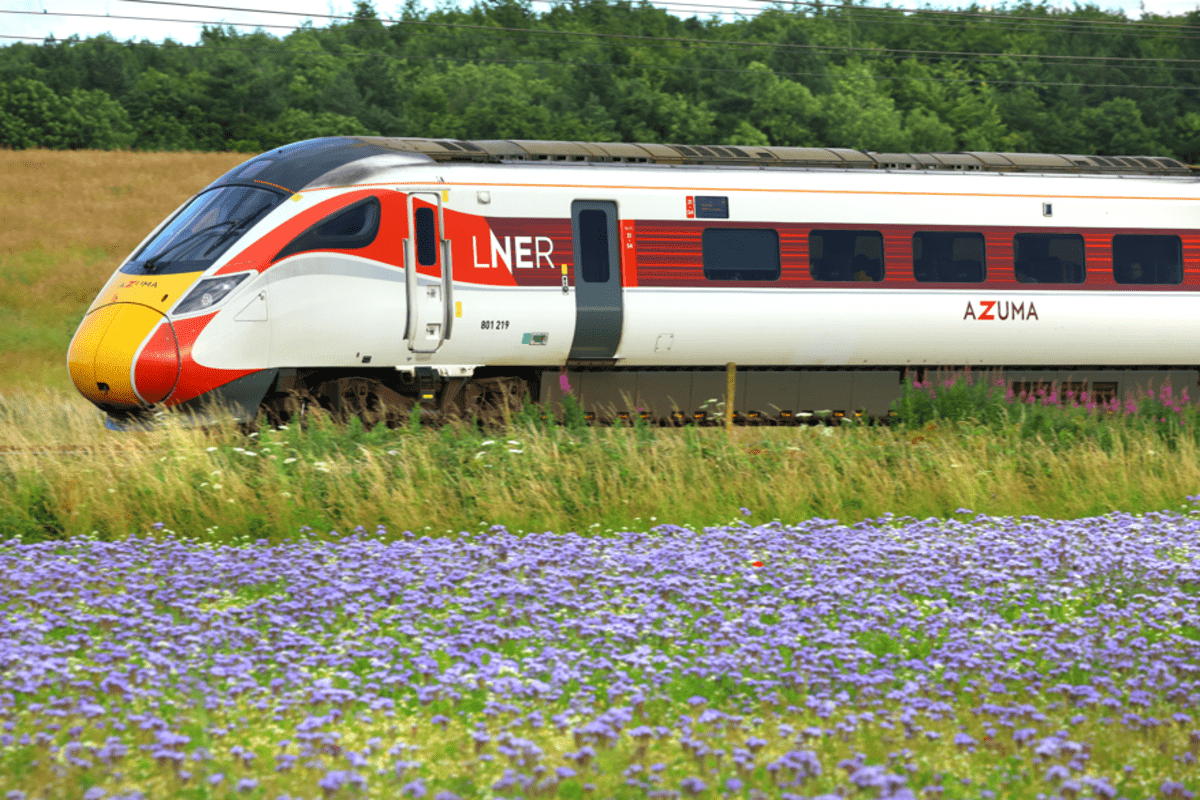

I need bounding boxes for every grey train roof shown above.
[358,136,1194,176]
[208,136,1195,196]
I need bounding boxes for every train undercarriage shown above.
[189,364,1200,430]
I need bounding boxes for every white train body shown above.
[67,137,1200,425]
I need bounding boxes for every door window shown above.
[415,206,438,266]
[578,209,611,282]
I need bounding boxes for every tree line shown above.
[2,0,1199,160]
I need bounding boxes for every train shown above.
[67,136,1200,428]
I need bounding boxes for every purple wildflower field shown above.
[2,508,1199,799]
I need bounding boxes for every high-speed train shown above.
[67,136,1200,427]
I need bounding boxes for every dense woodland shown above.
[2,0,1200,159]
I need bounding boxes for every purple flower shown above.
[1161,781,1192,799]
[1044,764,1071,784]
[401,778,427,798]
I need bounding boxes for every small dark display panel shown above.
[694,196,729,219]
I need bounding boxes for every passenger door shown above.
[568,200,623,359]
[405,191,453,354]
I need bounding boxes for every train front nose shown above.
[68,303,181,407]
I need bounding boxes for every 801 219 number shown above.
[481,320,510,330]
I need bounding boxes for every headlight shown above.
[173,273,250,315]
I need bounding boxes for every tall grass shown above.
[3,387,1200,544]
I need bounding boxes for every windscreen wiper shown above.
[203,204,273,255]
[143,220,238,272]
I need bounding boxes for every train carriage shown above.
[66,136,1200,427]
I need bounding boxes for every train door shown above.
[568,200,623,359]
[404,191,453,354]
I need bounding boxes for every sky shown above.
[4,0,1199,47]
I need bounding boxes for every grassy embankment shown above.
[3,150,1200,543]
[4,390,1200,542]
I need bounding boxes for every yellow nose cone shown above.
[68,303,175,407]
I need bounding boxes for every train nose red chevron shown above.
[67,303,181,407]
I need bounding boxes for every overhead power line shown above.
[120,0,1200,42]
[3,30,1197,92]
[751,0,1200,33]
[6,5,1199,73]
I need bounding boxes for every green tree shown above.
[744,63,820,146]
[0,77,133,149]
[1078,97,1167,156]
[124,68,223,151]
[263,108,377,149]
[818,62,909,151]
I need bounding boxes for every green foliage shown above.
[560,393,589,438]
[1,3,1197,158]
[892,368,1200,454]
[0,77,134,149]
[890,368,1011,429]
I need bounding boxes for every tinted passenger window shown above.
[1113,234,1182,285]
[809,230,884,282]
[415,206,438,266]
[272,196,380,263]
[913,232,985,283]
[578,209,610,283]
[322,203,372,238]
[702,228,780,281]
[1014,233,1084,284]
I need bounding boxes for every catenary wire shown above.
[120,0,1200,43]
[6,6,1200,73]
[4,31,1198,92]
[749,0,1199,33]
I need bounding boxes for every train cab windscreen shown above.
[123,186,283,275]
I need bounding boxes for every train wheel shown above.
[316,377,415,428]
[464,376,529,428]
[256,388,319,430]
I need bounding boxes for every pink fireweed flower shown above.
[559,374,572,395]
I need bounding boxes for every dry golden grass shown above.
[0,149,251,255]
[0,149,252,391]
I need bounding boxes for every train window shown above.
[913,232,986,283]
[702,228,781,281]
[1013,233,1084,284]
[809,230,884,282]
[415,207,438,266]
[272,196,381,263]
[1112,234,1182,285]
[578,209,610,283]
